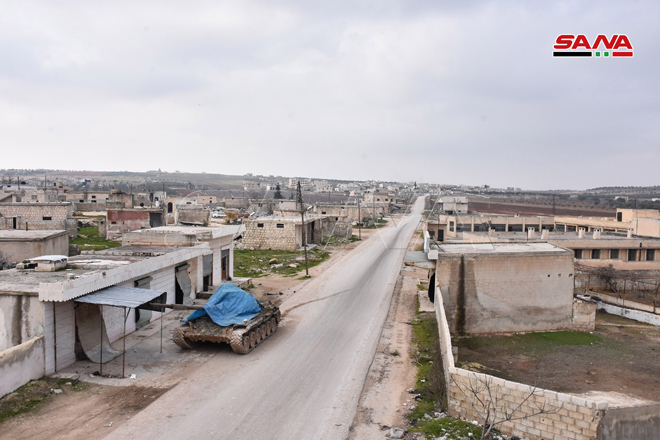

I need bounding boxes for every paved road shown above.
[106,197,424,440]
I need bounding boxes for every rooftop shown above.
[0,230,67,241]
[435,242,569,255]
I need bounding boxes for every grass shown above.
[407,315,485,439]
[0,377,87,425]
[70,226,122,251]
[417,283,428,291]
[233,248,330,278]
[457,330,601,356]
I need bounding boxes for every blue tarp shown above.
[183,284,262,326]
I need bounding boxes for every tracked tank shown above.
[171,302,280,354]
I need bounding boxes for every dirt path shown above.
[1,383,167,440]
[350,227,428,439]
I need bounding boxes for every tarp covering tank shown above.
[182,284,262,326]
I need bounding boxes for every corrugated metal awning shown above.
[74,285,167,308]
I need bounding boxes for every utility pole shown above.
[357,197,361,240]
[297,182,309,276]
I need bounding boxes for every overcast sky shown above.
[1,1,657,190]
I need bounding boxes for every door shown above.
[438,229,444,242]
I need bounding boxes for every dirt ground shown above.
[455,311,660,403]
[350,227,428,439]
[1,381,167,440]
[248,227,387,307]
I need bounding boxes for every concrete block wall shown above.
[571,300,597,332]
[0,203,73,222]
[449,369,606,440]
[44,301,75,374]
[243,220,298,251]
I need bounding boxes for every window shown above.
[321,211,326,215]
[79,199,84,203]
[610,249,620,259]
[91,195,96,198]
[42,216,52,221]
[449,221,455,232]
[31,195,37,200]
[628,249,637,261]
[376,198,380,201]
[111,221,117,224]
[574,249,582,259]
[591,249,600,259]
[647,249,656,261]
[92,200,97,203]
[276,223,284,228]
[257,223,264,228]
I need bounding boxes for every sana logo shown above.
[553,34,633,58]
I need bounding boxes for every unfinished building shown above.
[242,215,352,251]
[0,202,77,238]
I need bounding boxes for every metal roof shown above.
[74,285,166,308]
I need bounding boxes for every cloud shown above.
[0,0,658,189]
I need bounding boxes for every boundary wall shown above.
[435,287,607,440]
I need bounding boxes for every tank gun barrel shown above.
[148,303,205,311]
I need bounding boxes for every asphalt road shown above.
[105,197,424,440]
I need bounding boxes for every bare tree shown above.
[451,373,557,440]
[0,250,13,270]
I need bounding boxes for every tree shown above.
[451,373,557,440]
[274,183,284,199]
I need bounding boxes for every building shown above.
[122,225,240,288]
[423,214,555,242]
[0,202,77,238]
[363,190,394,217]
[243,181,262,191]
[0,244,212,397]
[0,230,69,262]
[427,195,469,214]
[106,208,165,240]
[429,242,584,335]
[242,215,352,251]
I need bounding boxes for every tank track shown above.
[172,326,197,349]
[229,316,279,354]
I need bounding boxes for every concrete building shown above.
[106,208,164,240]
[363,190,394,217]
[0,244,211,397]
[243,181,262,191]
[312,203,371,223]
[427,195,469,214]
[0,230,69,262]
[0,202,77,238]
[430,242,580,335]
[460,229,660,271]
[122,225,240,287]
[424,214,555,242]
[554,209,660,238]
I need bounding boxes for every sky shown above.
[1,1,658,190]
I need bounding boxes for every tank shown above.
[171,301,281,354]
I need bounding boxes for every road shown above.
[105,196,424,440]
